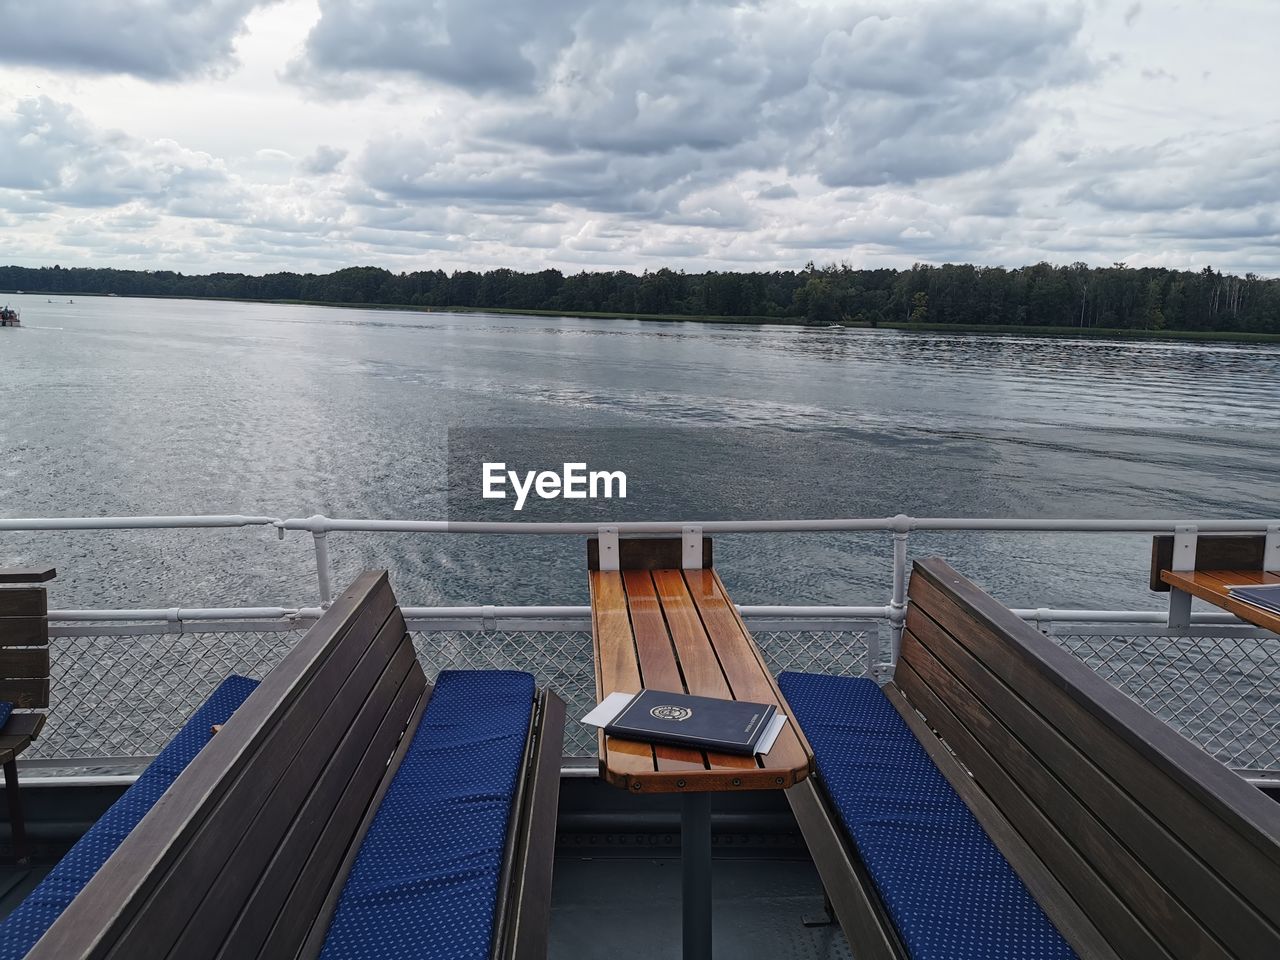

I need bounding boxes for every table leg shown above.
[682,791,712,960]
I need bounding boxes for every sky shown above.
[0,0,1276,276]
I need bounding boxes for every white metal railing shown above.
[4,511,1278,781]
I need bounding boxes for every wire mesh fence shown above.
[28,622,1280,774]
[1052,628,1280,772]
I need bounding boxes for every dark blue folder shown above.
[605,689,776,755]
[1229,583,1280,616]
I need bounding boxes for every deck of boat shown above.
[0,776,850,959]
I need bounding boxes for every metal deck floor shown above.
[549,854,851,959]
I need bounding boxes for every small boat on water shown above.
[0,305,20,327]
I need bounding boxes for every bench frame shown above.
[26,570,564,960]
[789,556,1280,960]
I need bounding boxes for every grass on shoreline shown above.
[8,289,1280,344]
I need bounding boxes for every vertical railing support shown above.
[887,515,912,672]
[1265,525,1280,573]
[312,530,334,607]
[1167,524,1197,629]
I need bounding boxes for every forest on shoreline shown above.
[3,260,1278,334]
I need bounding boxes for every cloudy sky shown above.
[0,0,1276,276]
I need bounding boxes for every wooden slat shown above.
[0,647,49,678]
[0,712,44,744]
[238,656,426,960]
[290,671,431,960]
[907,603,1276,957]
[0,589,46,618]
[0,566,56,583]
[909,559,1280,936]
[684,569,812,782]
[0,679,48,708]
[881,684,1122,960]
[904,615,1238,959]
[650,569,755,774]
[589,570,657,785]
[27,570,397,960]
[166,617,417,959]
[0,617,49,646]
[621,571,705,773]
[104,589,403,960]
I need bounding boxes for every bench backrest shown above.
[1149,533,1270,590]
[29,570,427,960]
[0,568,55,736]
[898,557,1280,960]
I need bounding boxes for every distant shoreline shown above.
[6,289,1280,344]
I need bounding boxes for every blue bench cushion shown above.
[0,701,11,731]
[779,672,1076,960]
[319,669,536,960]
[0,674,261,960]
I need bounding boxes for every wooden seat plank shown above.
[684,569,812,781]
[589,570,658,783]
[621,571,706,773]
[650,569,756,774]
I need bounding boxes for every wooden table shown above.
[590,564,814,959]
[1161,568,1280,634]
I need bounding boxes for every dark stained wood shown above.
[4,759,26,862]
[911,562,1280,918]
[290,677,433,960]
[587,536,712,571]
[0,648,50,678]
[881,683,1122,960]
[0,589,46,618]
[0,618,49,647]
[900,627,1205,959]
[495,690,565,960]
[169,623,420,959]
[25,570,399,960]
[0,566,56,583]
[1151,534,1267,591]
[256,661,429,960]
[906,558,1280,955]
[1161,568,1280,633]
[785,777,907,960]
[0,679,48,709]
[904,606,1272,959]
[20,569,560,960]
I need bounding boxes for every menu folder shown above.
[1229,583,1280,616]
[584,689,784,756]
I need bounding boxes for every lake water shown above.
[2,292,1277,612]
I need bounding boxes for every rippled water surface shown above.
[2,293,1277,611]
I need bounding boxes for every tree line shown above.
[3,260,1278,333]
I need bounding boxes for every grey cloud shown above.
[1124,3,1142,27]
[758,184,798,200]
[0,97,231,209]
[301,145,349,175]
[0,0,272,79]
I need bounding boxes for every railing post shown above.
[312,530,333,607]
[1167,523,1197,629]
[1266,524,1280,573]
[887,515,911,670]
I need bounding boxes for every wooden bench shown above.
[784,557,1280,960]
[1151,533,1280,633]
[0,566,56,863]
[20,570,565,960]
